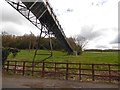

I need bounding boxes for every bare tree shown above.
[74,35,88,51]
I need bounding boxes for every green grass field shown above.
[8,50,119,64]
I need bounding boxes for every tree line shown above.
[2,31,82,54]
[2,31,86,67]
[84,49,120,52]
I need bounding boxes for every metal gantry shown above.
[5,0,43,31]
[5,0,74,62]
[32,25,53,62]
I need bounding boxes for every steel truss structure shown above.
[5,0,54,62]
[33,26,53,62]
[5,0,74,62]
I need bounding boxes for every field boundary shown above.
[3,60,120,83]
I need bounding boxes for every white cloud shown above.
[49,0,119,49]
[49,0,118,33]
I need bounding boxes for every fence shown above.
[3,60,120,83]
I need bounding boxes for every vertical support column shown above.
[36,18,38,26]
[17,2,20,10]
[49,32,53,56]
[28,10,30,19]
[33,26,43,63]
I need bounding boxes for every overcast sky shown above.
[1,0,119,49]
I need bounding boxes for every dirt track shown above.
[2,73,119,89]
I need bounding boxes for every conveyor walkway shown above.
[5,0,74,54]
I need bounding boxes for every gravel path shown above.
[2,74,119,89]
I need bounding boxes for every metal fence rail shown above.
[4,60,120,83]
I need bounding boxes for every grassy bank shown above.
[7,50,119,64]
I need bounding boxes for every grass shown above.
[8,50,119,64]
[5,49,119,81]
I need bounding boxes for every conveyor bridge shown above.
[5,0,74,61]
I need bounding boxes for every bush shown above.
[2,47,20,68]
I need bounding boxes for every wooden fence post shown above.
[66,63,69,80]
[32,62,35,76]
[92,64,95,81]
[79,63,81,80]
[3,61,119,83]
[55,62,56,78]
[108,64,111,82]
[7,61,9,72]
[14,61,17,74]
[42,62,45,77]
[22,61,26,75]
